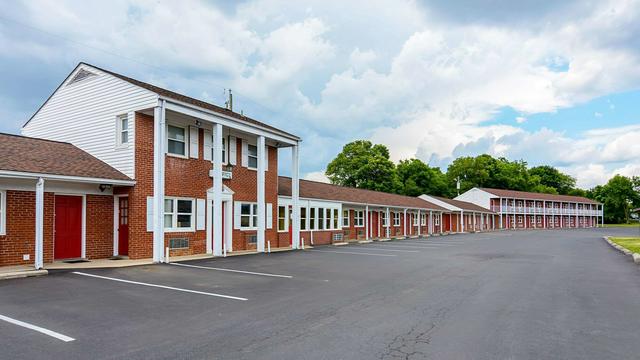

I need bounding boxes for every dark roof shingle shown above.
[279,176,448,211]
[0,133,132,182]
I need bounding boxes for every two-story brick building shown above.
[17,62,302,267]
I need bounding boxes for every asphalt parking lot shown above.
[2,228,640,360]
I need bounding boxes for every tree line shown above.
[325,140,640,223]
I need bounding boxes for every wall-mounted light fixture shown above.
[99,184,113,192]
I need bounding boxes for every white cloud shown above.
[516,116,527,123]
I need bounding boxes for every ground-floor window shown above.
[240,202,258,229]
[354,210,364,227]
[164,197,194,231]
[343,209,350,227]
[413,213,419,226]
[0,190,5,235]
[333,209,339,229]
[381,211,388,227]
[420,213,426,226]
[435,215,440,226]
[517,215,523,224]
[300,207,307,230]
[393,212,400,226]
[278,206,287,232]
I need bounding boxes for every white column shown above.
[473,212,476,232]
[498,198,503,229]
[365,205,369,240]
[449,213,452,233]
[461,210,465,232]
[440,212,443,234]
[256,135,266,252]
[152,101,166,263]
[429,210,433,234]
[212,123,223,256]
[291,143,300,249]
[34,177,44,269]
[386,207,390,238]
[417,209,421,236]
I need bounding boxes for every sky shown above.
[1,0,639,189]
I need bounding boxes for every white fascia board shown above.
[278,195,448,212]
[0,170,136,186]
[162,98,300,145]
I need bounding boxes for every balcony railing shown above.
[491,206,602,216]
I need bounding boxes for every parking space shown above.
[2,228,640,359]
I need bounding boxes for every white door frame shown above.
[113,194,128,256]
[207,186,234,255]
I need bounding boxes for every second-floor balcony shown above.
[491,206,602,216]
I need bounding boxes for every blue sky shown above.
[1,0,639,188]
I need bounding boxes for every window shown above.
[393,212,400,226]
[318,208,324,230]
[164,198,194,231]
[211,136,228,163]
[0,190,5,235]
[325,208,331,230]
[381,212,388,227]
[240,203,258,229]
[278,206,286,232]
[537,216,542,224]
[343,210,350,227]
[301,207,307,230]
[517,216,523,224]
[413,213,419,226]
[167,125,186,156]
[310,208,316,230]
[247,144,258,168]
[420,213,426,226]
[435,215,440,226]
[333,209,339,229]
[354,210,364,227]
[117,114,129,145]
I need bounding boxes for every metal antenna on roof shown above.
[224,89,233,112]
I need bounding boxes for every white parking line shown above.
[375,243,457,248]
[170,262,292,278]
[72,272,248,301]
[353,246,420,253]
[0,314,75,342]
[308,250,397,257]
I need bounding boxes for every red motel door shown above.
[118,197,129,256]
[54,195,82,259]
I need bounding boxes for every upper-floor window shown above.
[116,114,129,145]
[393,212,400,226]
[167,125,186,156]
[354,210,364,227]
[164,197,194,231]
[247,144,258,168]
[211,136,228,163]
[343,209,350,227]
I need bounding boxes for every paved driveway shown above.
[1,228,639,359]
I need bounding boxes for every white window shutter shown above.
[196,199,206,230]
[233,201,241,229]
[264,145,269,171]
[189,126,199,158]
[203,130,212,161]
[241,139,248,167]
[266,203,273,229]
[229,136,237,165]
[146,196,154,232]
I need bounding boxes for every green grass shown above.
[610,237,640,254]
[602,223,640,228]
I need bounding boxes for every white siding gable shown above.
[454,188,493,210]
[21,64,158,178]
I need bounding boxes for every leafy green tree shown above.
[396,159,449,197]
[529,165,576,194]
[445,154,531,194]
[590,175,640,223]
[326,140,400,193]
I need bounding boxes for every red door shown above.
[54,195,82,259]
[118,197,129,256]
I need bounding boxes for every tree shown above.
[325,140,400,193]
[590,175,640,223]
[445,154,531,194]
[529,165,576,195]
[396,159,449,197]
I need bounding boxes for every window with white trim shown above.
[240,203,258,229]
[413,213,419,226]
[318,208,325,230]
[325,208,331,230]
[0,190,5,235]
[343,209,350,227]
[300,207,307,230]
[310,208,316,230]
[393,212,400,226]
[435,215,440,226]
[247,144,258,168]
[164,198,194,231]
[517,215,523,224]
[211,137,228,164]
[278,206,287,232]
[354,210,364,227]
[167,125,187,156]
[420,213,426,226]
[381,211,388,226]
[537,216,542,224]
[116,114,129,145]
[333,209,339,230]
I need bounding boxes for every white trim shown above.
[115,113,130,148]
[166,123,189,158]
[0,170,135,186]
[163,197,196,232]
[0,189,5,236]
[52,193,86,260]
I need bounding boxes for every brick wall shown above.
[85,194,114,259]
[128,112,280,259]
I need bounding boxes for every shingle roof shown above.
[0,133,132,182]
[84,63,301,141]
[478,187,599,204]
[278,176,448,211]
[430,195,495,213]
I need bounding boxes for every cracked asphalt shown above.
[1,227,640,359]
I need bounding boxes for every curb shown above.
[333,242,349,246]
[0,269,48,281]
[358,240,373,244]
[603,236,640,263]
